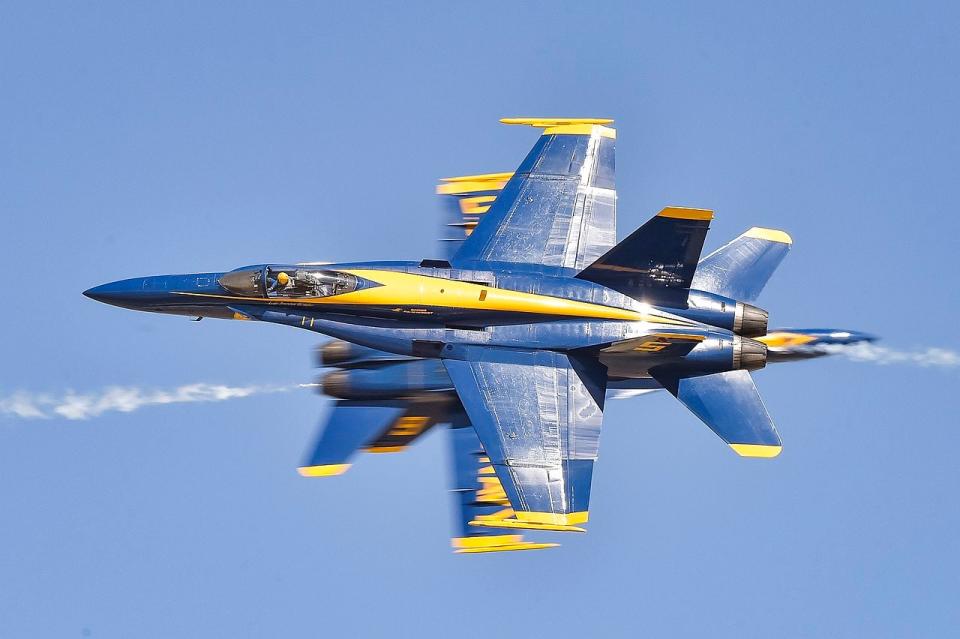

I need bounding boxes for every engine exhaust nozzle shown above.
[316,340,355,367]
[734,303,769,337]
[734,336,768,371]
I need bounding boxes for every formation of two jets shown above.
[86,118,874,553]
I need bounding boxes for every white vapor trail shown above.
[819,343,960,367]
[0,382,309,421]
[1,343,955,422]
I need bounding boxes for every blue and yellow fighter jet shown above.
[86,118,875,553]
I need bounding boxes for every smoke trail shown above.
[0,382,306,421]
[819,343,960,367]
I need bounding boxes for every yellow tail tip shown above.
[297,463,351,477]
[658,207,714,221]
[729,444,783,458]
[744,227,792,244]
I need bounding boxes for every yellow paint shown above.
[744,227,793,244]
[459,195,497,215]
[515,510,589,525]
[729,444,783,458]
[297,464,351,477]
[469,518,586,533]
[500,117,614,126]
[545,124,616,138]
[757,332,816,348]
[455,542,559,554]
[179,270,691,325]
[365,445,407,454]
[451,534,523,549]
[477,477,510,505]
[338,270,665,322]
[441,172,514,183]
[657,207,714,221]
[499,118,616,138]
[436,173,513,195]
[390,415,430,437]
[631,333,705,353]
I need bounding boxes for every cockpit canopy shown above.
[218,265,360,299]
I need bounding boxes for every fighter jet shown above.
[85,118,875,552]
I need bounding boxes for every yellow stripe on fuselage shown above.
[337,270,652,322]
[180,270,691,325]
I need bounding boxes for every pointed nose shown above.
[83,278,149,309]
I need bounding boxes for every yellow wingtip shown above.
[436,172,514,195]
[744,227,792,244]
[729,444,783,458]
[500,117,614,126]
[468,519,586,533]
[439,172,514,183]
[454,542,559,554]
[297,463,351,477]
[500,118,615,139]
[658,207,714,221]
[514,510,589,526]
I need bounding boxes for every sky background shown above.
[2,2,959,637]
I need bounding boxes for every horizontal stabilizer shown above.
[576,207,713,304]
[650,369,782,457]
[692,227,792,303]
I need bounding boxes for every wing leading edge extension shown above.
[443,347,607,531]
[451,118,616,271]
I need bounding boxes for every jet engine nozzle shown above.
[733,336,768,371]
[734,303,768,337]
[316,340,355,367]
[320,370,351,398]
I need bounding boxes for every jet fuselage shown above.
[85,260,767,380]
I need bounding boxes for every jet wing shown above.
[448,420,558,553]
[443,347,607,530]
[451,118,617,271]
[298,398,445,476]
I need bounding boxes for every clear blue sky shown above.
[2,2,958,637]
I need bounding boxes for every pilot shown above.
[269,271,292,294]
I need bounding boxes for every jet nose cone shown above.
[82,278,147,309]
[83,284,110,302]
